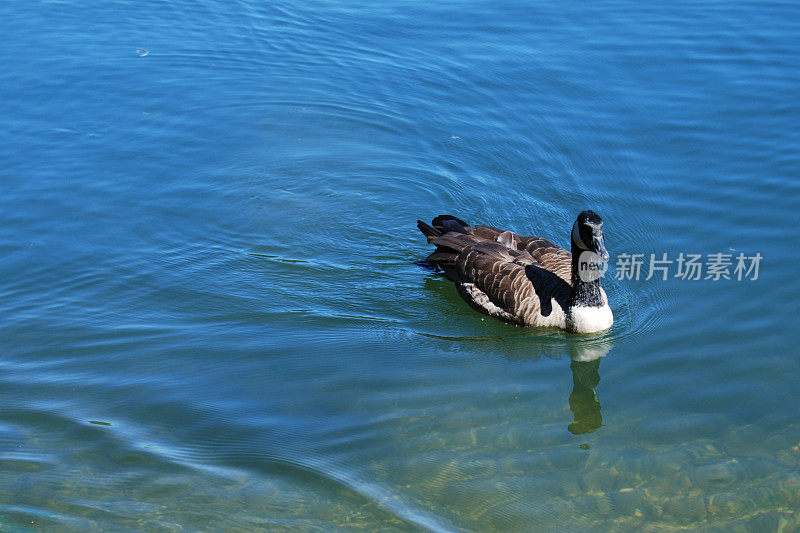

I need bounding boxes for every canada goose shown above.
[417,211,613,333]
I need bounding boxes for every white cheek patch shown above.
[572,221,588,249]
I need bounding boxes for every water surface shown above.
[1,1,799,531]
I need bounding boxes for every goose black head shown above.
[571,210,609,261]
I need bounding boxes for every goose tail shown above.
[417,215,476,276]
[416,219,441,239]
[431,215,470,234]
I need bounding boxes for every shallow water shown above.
[2,1,799,531]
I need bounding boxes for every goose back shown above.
[418,216,578,328]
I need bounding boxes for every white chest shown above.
[567,304,614,333]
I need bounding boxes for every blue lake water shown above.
[2,1,799,530]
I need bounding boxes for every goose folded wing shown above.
[455,243,535,316]
[467,226,572,284]
[517,236,573,284]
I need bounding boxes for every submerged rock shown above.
[663,494,707,523]
[693,461,740,489]
[743,511,790,532]
[706,491,754,517]
[579,467,618,493]
[778,471,800,503]
[741,457,780,481]
[611,489,646,516]
[574,493,612,517]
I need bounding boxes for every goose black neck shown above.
[570,241,605,308]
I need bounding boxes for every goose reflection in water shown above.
[567,340,611,435]
[417,275,612,435]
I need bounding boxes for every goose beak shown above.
[593,235,609,262]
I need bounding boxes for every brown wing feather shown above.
[450,240,569,326]
[455,248,529,322]
[421,217,574,327]
[517,236,572,284]
[469,225,573,284]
